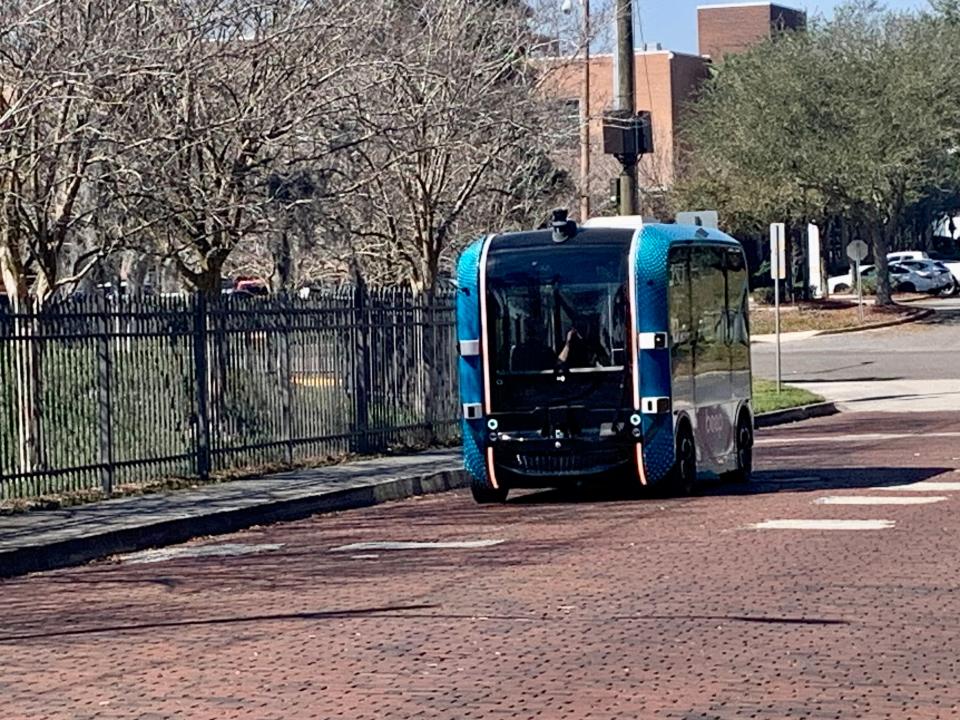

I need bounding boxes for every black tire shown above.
[834,284,849,293]
[471,480,508,504]
[723,414,754,484]
[942,279,959,297]
[666,421,697,496]
[898,282,916,294]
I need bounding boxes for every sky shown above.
[638,0,931,55]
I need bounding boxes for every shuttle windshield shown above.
[485,245,628,376]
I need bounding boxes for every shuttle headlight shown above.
[487,418,499,431]
[629,413,642,427]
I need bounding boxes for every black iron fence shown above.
[0,287,459,500]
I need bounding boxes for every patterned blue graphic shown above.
[456,237,489,485]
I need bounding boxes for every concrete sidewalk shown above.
[0,449,465,578]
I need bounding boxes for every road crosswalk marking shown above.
[814,496,948,505]
[746,519,895,530]
[756,432,960,446]
[330,540,504,552]
[874,481,960,492]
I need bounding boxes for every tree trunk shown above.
[873,220,894,306]
[1,246,44,483]
[11,299,43,485]
[274,230,293,293]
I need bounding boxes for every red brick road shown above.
[2,411,960,719]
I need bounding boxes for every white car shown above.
[828,264,873,294]
[887,251,928,263]
[827,262,950,294]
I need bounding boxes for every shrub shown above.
[752,287,776,305]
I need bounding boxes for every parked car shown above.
[827,262,949,294]
[928,252,960,295]
[828,264,874,294]
[898,259,956,294]
[887,250,928,263]
[887,250,960,295]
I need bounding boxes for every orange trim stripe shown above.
[486,448,500,489]
[635,445,647,486]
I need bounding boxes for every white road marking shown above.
[746,519,895,530]
[756,432,960,446]
[814,496,948,505]
[763,476,821,484]
[330,540,504,552]
[122,543,284,564]
[874,481,960,492]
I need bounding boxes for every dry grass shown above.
[750,298,920,334]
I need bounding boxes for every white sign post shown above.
[770,223,786,393]
[807,223,823,298]
[847,240,869,324]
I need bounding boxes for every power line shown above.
[634,1,655,112]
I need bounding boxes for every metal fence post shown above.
[352,276,371,454]
[279,296,294,465]
[192,294,211,480]
[96,296,115,494]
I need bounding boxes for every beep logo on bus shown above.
[697,406,732,457]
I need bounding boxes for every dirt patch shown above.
[750,298,919,334]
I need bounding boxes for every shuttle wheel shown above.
[667,422,697,496]
[723,414,753,484]
[471,481,508,504]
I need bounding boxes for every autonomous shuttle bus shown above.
[456,213,753,503]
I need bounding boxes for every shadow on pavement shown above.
[0,602,439,643]
[507,465,952,505]
[784,376,904,383]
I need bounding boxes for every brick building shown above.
[698,2,806,59]
[542,2,805,212]
[546,48,710,193]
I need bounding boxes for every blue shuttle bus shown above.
[456,215,753,503]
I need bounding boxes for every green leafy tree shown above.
[674,2,960,304]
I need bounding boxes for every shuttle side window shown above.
[668,247,693,381]
[726,249,750,373]
[690,246,727,373]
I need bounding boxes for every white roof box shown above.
[675,210,718,228]
[581,215,655,230]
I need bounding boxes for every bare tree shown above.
[0,0,159,305]
[117,0,366,295]
[326,0,575,293]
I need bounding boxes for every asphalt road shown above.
[3,411,960,719]
[751,297,960,411]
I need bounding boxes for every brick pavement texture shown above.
[2,412,960,719]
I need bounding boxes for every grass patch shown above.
[750,299,917,334]
[752,377,824,414]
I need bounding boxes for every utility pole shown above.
[579,0,591,221]
[614,0,637,215]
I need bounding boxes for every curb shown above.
[755,401,839,428]
[0,468,468,579]
[815,308,933,336]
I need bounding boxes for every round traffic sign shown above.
[846,240,869,262]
